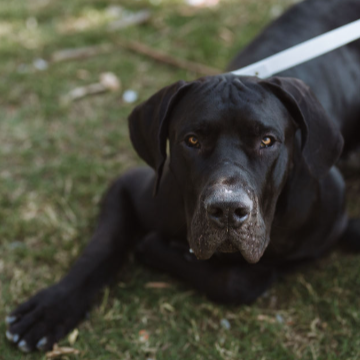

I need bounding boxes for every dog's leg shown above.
[136,233,276,305]
[340,218,360,252]
[6,176,139,352]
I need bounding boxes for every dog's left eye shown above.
[185,136,200,148]
[260,136,275,148]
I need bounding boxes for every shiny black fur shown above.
[6,0,360,353]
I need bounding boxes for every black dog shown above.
[6,0,360,352]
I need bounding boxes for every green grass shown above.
[1,0,360,359]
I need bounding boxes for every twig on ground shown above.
[62,72,121,103]
[108,10,151,31]
[51,45,113,63]
[117,39,221,76]
[51,41,220,76]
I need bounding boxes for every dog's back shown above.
[228,0,360,152]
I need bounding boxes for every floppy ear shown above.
[128,80,192,195]
[260,77,343,178]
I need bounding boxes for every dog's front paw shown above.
[6,284,89,352]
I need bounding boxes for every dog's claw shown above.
[18,340,31,353]
[36,337,47,350]
[5,315,17,324]
[6,330,14,341]
[6,331,20,343]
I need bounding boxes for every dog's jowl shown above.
[6,0,360,353]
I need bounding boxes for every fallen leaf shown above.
[161,303,175,312]
[145,282,172,289]
[68,328,79,346]
[100,72,121,91]
[139,329,150,342]
[46,344,80,359]
[185,0,220,7]
[257,314,276,323]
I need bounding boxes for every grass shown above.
[1,0,360,359]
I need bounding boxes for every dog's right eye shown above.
[185,136,201,149]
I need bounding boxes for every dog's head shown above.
[129,75,343,263]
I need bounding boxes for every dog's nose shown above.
[206,191,252,229]
[207,202,250,228]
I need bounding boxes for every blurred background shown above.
[1,0,360,359]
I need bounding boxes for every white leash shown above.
[231,19,360,78]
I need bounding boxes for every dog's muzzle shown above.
[189,185,267,263]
